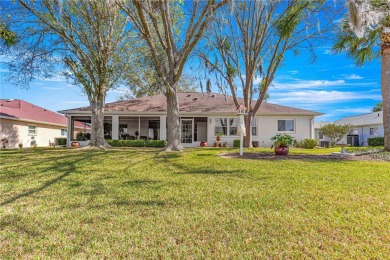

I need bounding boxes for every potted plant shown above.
[216,132,224,141]
[271,134,294,155]
[1,138,8,148]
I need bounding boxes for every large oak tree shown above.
[3,0,134,147]
[199,0,337,147]
[120,0,228,151]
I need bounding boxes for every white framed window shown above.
[61,129,67,136]
[28,125,37,135]
[215,118,228,135]
[252,118,257,136]
[214,117,257,136]
[370,127,378,135]
[229,118,239,135]
[319,131,324,139]
[277,119,295,132]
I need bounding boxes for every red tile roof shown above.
[61,92,322,116]
[0,99,86,128]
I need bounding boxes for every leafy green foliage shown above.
[372,102,383,112]
[0,23,17,47]
[319,123,352,145]
[57,138,67,146]
[107,140,166,147]
[233,139,240,147]
[368,137,384,146]
[271,134,294,147]
[332,19,380,67]
[295,139,318,149]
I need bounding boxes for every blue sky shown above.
[0,3,382,123]
[0,42,381,122]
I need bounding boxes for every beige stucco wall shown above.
[206,115,314,147]
[255,116,313,147]
[0,118,69,148]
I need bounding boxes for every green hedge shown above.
[295,139,318,149]
[107,139,167,147]
[57,138,67,146]
[367,137,384,146]
[233,139,240,147]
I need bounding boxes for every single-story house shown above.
[315,111,384,146]
[59,92,323,147]
[0,99,87,148]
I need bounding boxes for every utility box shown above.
[320,141,329,148]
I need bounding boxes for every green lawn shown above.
[1,147,389,258]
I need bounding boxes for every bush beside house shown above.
[107,140,167,147]
[368,137,384,146]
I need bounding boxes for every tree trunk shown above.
[90,98,109,148]
[381,30,390,151]
[165,86,183,151]
[244,113,252,147]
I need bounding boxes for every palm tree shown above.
[372,102,383,112]
[333,0,390,151]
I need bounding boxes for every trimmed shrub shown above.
[57,138,67,146]
[145,140,166,147]
[295,139,317,149]
[107,139,166,147]
[233,139,240,147]
[368,137,384,146]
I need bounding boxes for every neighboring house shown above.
[335,111,383,146]
[60,93,322,147]
[314,121,331,146]
[314,111,384,146]
[0,99,87,148]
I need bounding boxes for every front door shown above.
[180,119,193,146]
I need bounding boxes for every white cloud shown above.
[289,70,298,75]
[269,90,381,103]
[0,68,10,73]
[338,74,363,80]
[272,79,346,90]
[334,107,372,114]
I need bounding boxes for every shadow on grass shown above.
[221,152,362,163]
[0,152,103,207]
[155,152,238,175]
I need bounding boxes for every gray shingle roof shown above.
[335,111,383,126]
[60,92,323,116]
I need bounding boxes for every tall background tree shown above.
[199,0,337,147]
[333,0,390,151]
[2,0,134,147]
[120,0,228,151]
[372,102,383,112]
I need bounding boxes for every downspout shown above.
[65,114,72,148]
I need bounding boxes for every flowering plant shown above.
[271,134,294,147]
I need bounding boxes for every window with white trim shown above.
[215,118,228,135]
[229,118,239,135]
[370,127,378,135]
[277,120,295,132]
[61,129,67,136]
[252,118,257,136]
[215,118,257,136]
[319,131,324,139]
[28,125,37,135]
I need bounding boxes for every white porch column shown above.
[67,115,72,147]
[112,115,119,140]
[160,115,167,141]
[310,117,315,139]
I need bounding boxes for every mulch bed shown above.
[220,152,378,162]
